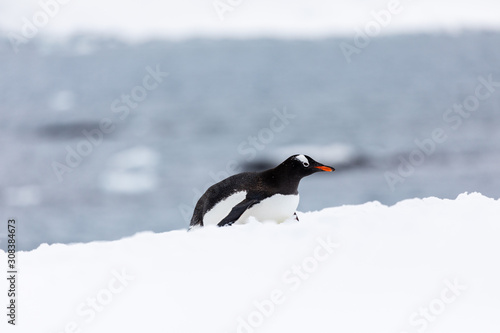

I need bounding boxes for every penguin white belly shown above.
[238,194,299,224]
[202,192,299,226]
[203,191,247,226]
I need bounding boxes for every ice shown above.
[99,146,159,193]
[48,90,76,112]
[3,185,41,206]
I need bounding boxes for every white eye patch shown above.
[294,154,308,165]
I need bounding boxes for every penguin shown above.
[190,154,334,228]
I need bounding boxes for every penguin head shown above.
[281,154,335,178]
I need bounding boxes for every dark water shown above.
[1,31,499,250]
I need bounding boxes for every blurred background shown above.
[1,0,499,250]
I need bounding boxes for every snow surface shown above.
[1,0,500,41]
[1,192,500,332]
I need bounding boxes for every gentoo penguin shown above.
[190,154,334,228]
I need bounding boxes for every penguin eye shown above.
[302,161,310,167]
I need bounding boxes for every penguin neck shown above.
[261,164,303,195]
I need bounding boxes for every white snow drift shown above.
[1,192,499,332]
[1,0,500,42]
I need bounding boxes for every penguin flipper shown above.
[217,198,260,227]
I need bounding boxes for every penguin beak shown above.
[314,165,335,172]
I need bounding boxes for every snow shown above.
[1,192,500,332]
[1,0,500,42]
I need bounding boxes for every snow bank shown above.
[1,0,500,41]
[1,192,499,332]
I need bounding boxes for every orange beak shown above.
[315,166,334,172]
